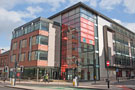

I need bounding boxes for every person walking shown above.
[44,74,49,83]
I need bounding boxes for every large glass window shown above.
[41,21,49,31]
[38,51,48,60]
[19,53,26,61]
[38,35,48,45]
[11,55,16,62]
[12,20,49,39]
[12,42,17,50]
[29,51,48,61]
[20,39,27,48]
[34,21,41,30]
[32,36,37,45]
[31,35,48,45]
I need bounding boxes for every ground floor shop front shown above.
[7,66,135,81]
[62,65,100,81]
[9,67,60,80]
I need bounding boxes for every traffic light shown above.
[106,61,110,67]
[20,66,24,72]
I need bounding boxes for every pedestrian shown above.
[44,74,49,83]
[45,74,49,83]
[3,77,6,83]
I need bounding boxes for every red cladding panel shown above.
[81,17,94,26]
[80,17,95,45]
[87,35,94,40]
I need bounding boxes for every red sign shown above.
[106,61,110,67]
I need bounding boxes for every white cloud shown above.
[26,0,66,11]
[98,0,135,14]
[0,6,44,33]
[0,8,25,34]
[0,0,22,10]
[27,6,43,14]
[99,0,122,10]
[0,46,10,53]
[123,0,135,14]
[0,5,44,49]
[89,0,98,7]
[113,19,135,33]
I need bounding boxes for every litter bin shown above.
[73,76,78,87]
[11,78,15,86]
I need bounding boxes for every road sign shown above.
[106,61,110,67]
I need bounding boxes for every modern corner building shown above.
[9,17,61,79]
[0,2,135,81]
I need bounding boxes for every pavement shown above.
[0,79,135,90]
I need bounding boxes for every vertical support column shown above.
[37,68,39,82]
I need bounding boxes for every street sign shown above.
[106,61,110,67]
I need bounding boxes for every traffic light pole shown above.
[106,61,110,88]
[107,67,110,88]
[13,61,17,86]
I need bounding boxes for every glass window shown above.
[32,35,48,45]
[41,21,49,31]
[24,27,28,34]
[19,53,26,61]
[69,9,75,16]
[75,7,80,13]
[32,36,36,45]
[62,13,68,19]
[87,52,94,64]
[31,51,37,60]
[38,51,48,60]
[27,25,31,33]
[12,42,17,50]
[28,52,31,61]
[34,21,41,30]
[21,39,27,48]
[39,35,48,45]
[29,51,48,61]
[11,55,16,62]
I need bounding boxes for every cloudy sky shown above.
[0,0,135,51]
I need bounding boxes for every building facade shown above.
[9,17,61,80]
[49,2,135,80]
[0,2,135,81]
[0,50,10,79]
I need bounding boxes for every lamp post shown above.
[13,60,17,86]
